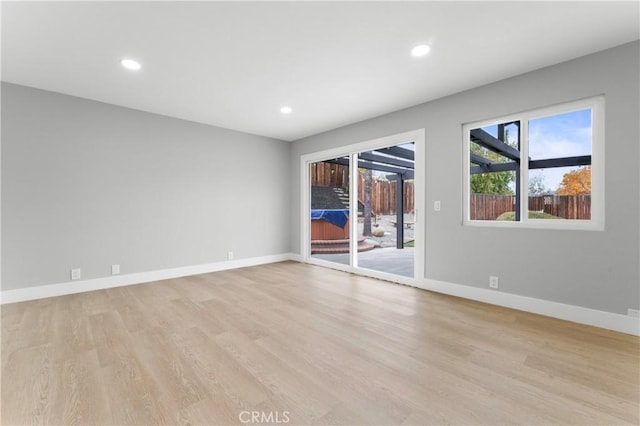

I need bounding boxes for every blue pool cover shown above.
[311,209,349,229]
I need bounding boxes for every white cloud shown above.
[527,117,591,190]
[528,125,591,159]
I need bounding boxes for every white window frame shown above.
[462,96,605,231]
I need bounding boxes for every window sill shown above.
[463,219,604,231]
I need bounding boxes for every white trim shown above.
[349,153,359,269]
[299,130,423,165]
[413,129,426,280]
[300,157,311,262]
[0,253,295,304]
[414,277,639,336]
[521,118,529,220]
[300,128,425,280]
[296,257,638,336]
[4,254,636,336]
[303,256,417,287]
[462,95,605,231]
[461,217,604,231]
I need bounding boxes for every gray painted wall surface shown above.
[290,41,640,315]
[2,83,291,290]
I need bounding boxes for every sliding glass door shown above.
[303,130,423,283]
[355,142,415,278]
[309,157,351,266]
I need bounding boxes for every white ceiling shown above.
[2,1,638,142]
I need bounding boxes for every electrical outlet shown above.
[489,276,499,289]
[434,200,441,211]
[628,308,640,318]
[111,264,120,275]
[71,268,81,281]
[227,251,234,260]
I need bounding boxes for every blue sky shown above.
[529,109,591,191]
[481,109,591,191]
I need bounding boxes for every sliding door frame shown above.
[300,129,425,285]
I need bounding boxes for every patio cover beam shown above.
[470,128,521,161]
[396,174,404,250]
[470,155,592,174]
[470,153,495,166]
[385,172,415,180]
[326,158,413,176]
[359,152,415,169]
[375,146,415,161]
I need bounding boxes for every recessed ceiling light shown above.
[121,58,141,71]
[411,44,431,57]
[280,106,293,114]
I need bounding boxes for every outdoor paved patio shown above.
[312,246,414,278]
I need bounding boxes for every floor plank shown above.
[2,261,638,425]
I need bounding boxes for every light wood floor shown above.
[1,261,638,425]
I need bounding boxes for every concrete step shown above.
[311,236,365,246]
[311,239,376,254]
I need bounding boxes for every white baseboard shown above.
[0,253,296,305]
[3,254,637,336]
[295,257,638,336]
[415,278,639,336]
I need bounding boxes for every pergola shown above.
[326,145,415,249]
[470,123,591,220]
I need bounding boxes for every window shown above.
[463,97,604,230]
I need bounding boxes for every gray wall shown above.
[2,83,291,290]
[3,42,638,315]
[290,41,640,315]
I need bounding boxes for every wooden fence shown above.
[357,175,415,215]
[471,194,591,220]
[470,195,516,220]
[310,161,349,188]
[311,162,589,219]
[528,194,591,220]
[310,162,414,215]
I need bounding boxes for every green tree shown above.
[470,151,512,195]
[470,128,518,195]
[470,170,513,195]
[528,174,549,195]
